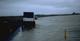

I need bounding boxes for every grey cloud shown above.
[0,0,80,8]
[0,0,80,15]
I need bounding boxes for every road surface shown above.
[11,15,80,41]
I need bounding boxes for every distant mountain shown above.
[35,13,80,18]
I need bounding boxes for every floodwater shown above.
[11,15,80,41]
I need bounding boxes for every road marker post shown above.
[64,29,67,41]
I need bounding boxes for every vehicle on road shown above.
[23,12,35,30]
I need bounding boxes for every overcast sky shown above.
[0,0,80,16]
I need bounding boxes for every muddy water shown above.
[12,15,80,41]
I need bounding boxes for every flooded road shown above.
[12,15,80,41]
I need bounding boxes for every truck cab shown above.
[23,12,35,30]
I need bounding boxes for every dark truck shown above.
[23,12,35,30]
